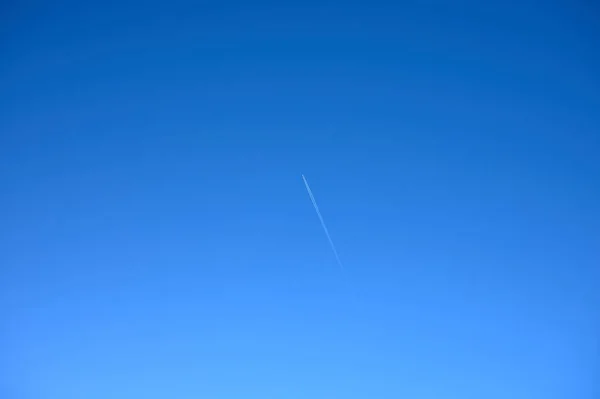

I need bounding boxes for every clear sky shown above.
[1,1,598,398]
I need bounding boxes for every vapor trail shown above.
[302,174,345,270]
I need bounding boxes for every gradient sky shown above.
[2,1,598,398]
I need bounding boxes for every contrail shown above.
[302,174,345,270]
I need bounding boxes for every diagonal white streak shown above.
[302,174,345,270]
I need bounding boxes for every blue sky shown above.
[1,1,598,398]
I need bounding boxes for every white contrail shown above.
[302,174,345,270]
